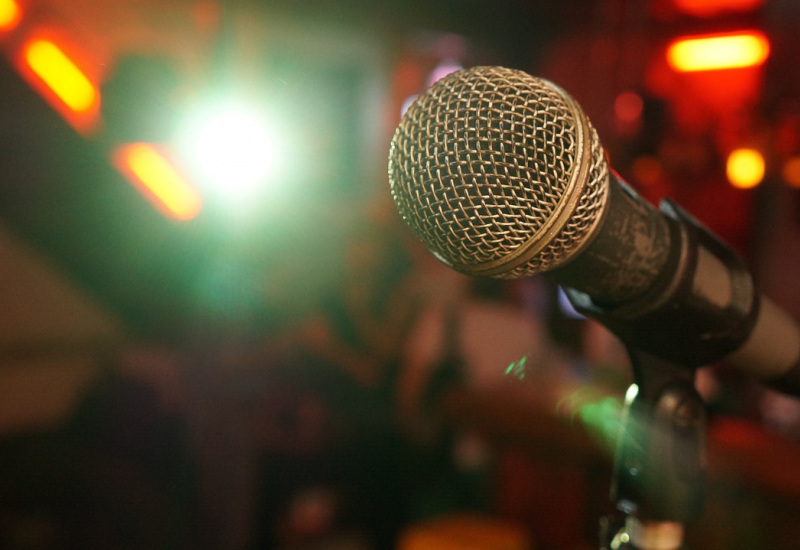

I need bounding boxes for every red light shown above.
[24,39,97,113]
[18,36,100,133]
[726,148,764,189]
[667,32,770,72]
[673,0,764,17]
[113,143,202,221]
[0,0,21,31]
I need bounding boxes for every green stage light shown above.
[175,99,290,210]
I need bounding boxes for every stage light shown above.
[23,38,98,114]
[0,0,21,31]
[175,100,288,209]
[666,32,770,72]
[113,143,202,221]
[726,148,764,189]
[672,0,763,17]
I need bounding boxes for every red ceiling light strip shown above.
[0,0,21,32]
[18,36,101,133]
[672,0,764,17]
[666,31,770,72]
[113,143,202,221]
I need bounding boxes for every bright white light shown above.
[176,100,287,207]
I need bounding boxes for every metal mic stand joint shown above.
[601,348,706,550]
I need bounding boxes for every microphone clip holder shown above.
[600,348,706,550]
[565,197,759,369]
[564,200,735,548]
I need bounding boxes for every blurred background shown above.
[1,0,800,548]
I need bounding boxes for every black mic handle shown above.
[546,174,673,306]
[564,197,759,370]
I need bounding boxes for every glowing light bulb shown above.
[23,39,97,113]
[667,32,770,72]
[727,148,765,189]
[114,143,202,220]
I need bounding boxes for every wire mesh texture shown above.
[389,66,609,278]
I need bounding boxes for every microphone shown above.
[388,65,800,397]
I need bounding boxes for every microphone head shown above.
[388,66,610,278]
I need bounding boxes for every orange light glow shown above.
[667,32,770,72]
[23,38,98,114]
[673,0,763,17]
[782,157,800,189]
[726,148,764,189]
[0,0,21,31]
[114,143,202,221]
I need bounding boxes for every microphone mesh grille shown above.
[388,66,609,277]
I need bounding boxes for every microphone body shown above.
[388,66,800,396]
[561,171,800,390]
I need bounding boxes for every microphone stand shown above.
[600,348,706,550]
[563,198,756,549]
